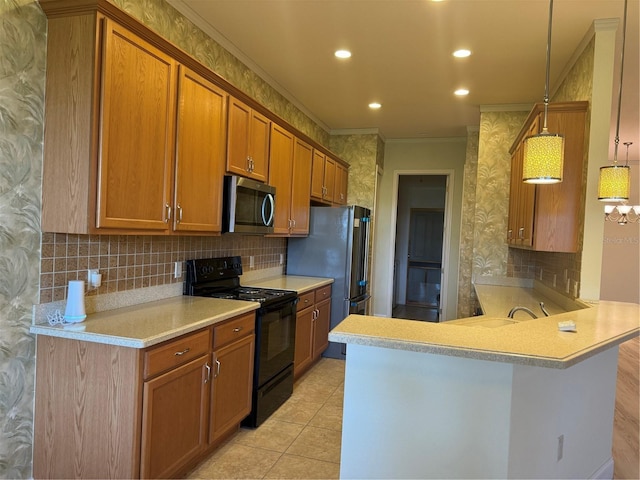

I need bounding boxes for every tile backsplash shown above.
[40,233,286,303]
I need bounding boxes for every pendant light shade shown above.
[598,0,631,203]
[522,0,565,184]
[523,130,565,184]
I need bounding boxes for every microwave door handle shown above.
[262,193,275,226]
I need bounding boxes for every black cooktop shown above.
[184,256,297,306]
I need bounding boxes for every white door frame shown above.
[386,169,455,320]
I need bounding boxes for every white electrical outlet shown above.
[249,256,255,268]
[539,268,543,280]
[553,274,557,288]
[279,253,284,265]
[174,261,182,279]
[565,278,571,294]
[573,281,579,298]
[88,269,101,288]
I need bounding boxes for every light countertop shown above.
[245,275,333,293]
[30,275,333,348]
[30,296,258,348]
[328,301,639,368]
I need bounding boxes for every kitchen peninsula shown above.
[329,301,640,479]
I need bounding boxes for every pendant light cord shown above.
[613,0,628,165]
[542,0,554,132]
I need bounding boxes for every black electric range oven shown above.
[184,256,297,427]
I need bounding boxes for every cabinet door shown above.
[310,150,326,201]
[173,66,227,233]
[312,298,331,361]
[97,19,176,231]
[141,355,210,479]
[334,163,348,205]
[210,334,255,444]
[507,148,521,244]
[227,97,270,182]
[294,306,314,379]
[533,109,586,252]
[227,97,252,177]
[248,110,271,182]
[268,124,295,235]
[323,156,336,202]
[290,138,313,235]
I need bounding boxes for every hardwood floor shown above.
[613,337,639,479]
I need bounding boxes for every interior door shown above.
[405,208,444,309]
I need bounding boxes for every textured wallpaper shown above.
[0,1,45,477]
[473,111,529,280]
[457,129,480,318]
[330,133,381,210]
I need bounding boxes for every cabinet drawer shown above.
[144,329,211,380]
[213,313,255,349]
[297,291,315,312]
[316,285,332,301]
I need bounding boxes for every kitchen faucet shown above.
[507,302,550,319]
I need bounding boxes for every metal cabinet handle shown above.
[507,229,512,240]
[176,204,183,223]
[233,326,243,333]
[164,203,172,223]
[205,363,211,383]
[215,359,221,378]
[518,227,525,239]
[174,347,190,356]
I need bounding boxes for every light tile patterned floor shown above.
[187,358,345,479]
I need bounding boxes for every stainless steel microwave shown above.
[222,175,275,234]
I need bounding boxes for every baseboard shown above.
[590,457,614,479]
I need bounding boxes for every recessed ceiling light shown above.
[335,49,352,59]
[369,102,382,109]
[454,89,469,96]
[453,49,471,58]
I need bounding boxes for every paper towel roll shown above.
[64,280,87,323]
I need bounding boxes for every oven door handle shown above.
[262,193,275,227]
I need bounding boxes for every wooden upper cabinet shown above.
[173,66,228,233]
[268,126,312,236]
[311,150,327,201]
[323,156,336,202]
[227,96,270,182]
[268,124,295,235]
[310,150,344,205]
[507,102,588,253]
[96,19,176,231]
[290,138,313,235]
[334,162,348,205]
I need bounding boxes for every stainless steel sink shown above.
[449,317,520,328]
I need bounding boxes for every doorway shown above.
[392,175,447,322]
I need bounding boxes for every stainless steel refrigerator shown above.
[287,205,371,359]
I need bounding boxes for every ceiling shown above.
[167,0,639,160]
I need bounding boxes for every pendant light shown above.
[522,0,565,184]
[598,0,630,202]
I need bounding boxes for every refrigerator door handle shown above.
[349,294,371,308]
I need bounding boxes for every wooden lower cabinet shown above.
[33,313,255,479]
[293,285,332,379]
[312,296,331,362]
[210,333,255,444]
[140,355,210,479]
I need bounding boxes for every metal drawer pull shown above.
[233,327,243,332]
[215,359,221,378]
[174,347,190,356]
[205,363,211,383]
